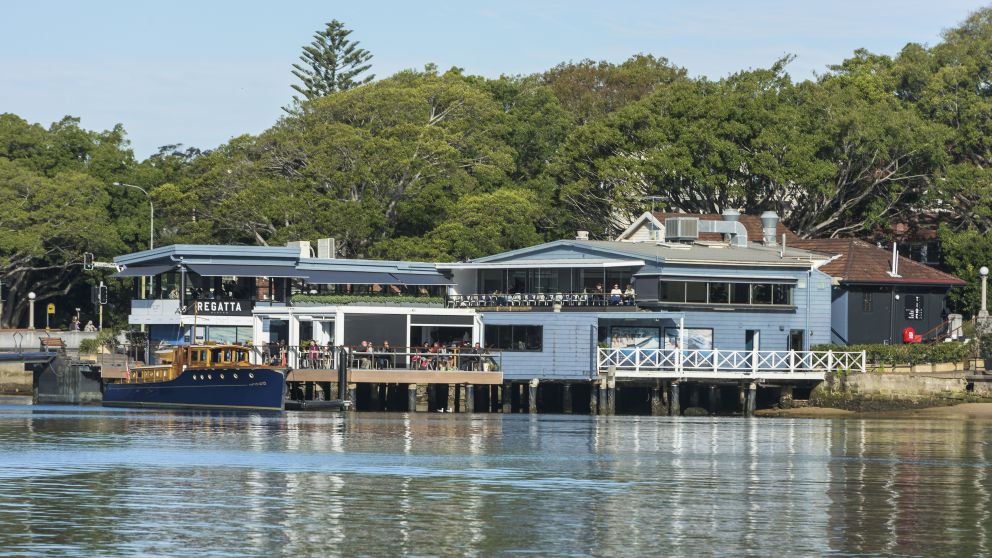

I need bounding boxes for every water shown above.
[1,407,991,557]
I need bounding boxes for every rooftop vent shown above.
[576,230,590,240]
[721,209,741,222]
[665,217,699,241]
[317,238,336,259]
[286,240,313,259]
[760,211,779,246]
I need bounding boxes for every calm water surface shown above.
[1,406,991,557]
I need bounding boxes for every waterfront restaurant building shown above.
[114,211,835,387]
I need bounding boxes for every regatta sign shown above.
[192,299,253,316]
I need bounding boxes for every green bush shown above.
[78,338,99,354]
[813,341,973,366]
[291,294,444,305]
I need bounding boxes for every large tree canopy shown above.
[13,9,992,324]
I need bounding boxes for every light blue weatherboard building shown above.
[440,211,834,382]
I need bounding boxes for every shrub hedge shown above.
[291,294,444,305]
[811,342,973,366]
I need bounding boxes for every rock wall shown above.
[812,370,992,411]
[0,362,31,395]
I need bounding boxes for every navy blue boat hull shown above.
[102,367,287,411]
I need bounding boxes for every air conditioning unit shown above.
[317,237,336,259]
[665,217,699,241]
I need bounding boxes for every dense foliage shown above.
[8,8,992,326]
[812,342,974,366]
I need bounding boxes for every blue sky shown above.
[1,0,986,159]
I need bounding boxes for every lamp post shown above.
[112,182,154,250]
[979,266,990,333]
[27,292,36,330]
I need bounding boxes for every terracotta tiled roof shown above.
[652,212,802,244]
[789,238,965,286]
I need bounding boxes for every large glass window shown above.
[659,281,686,302]
[485,325,543,351]
[656,280,795,307]
[708,283,729,304]
[751,284,772,304]
[685,282,708,303]
[731,283,750,304]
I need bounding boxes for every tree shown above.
[289,20,375,107]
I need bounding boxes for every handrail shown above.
[598,347,866,375]
[447,291,635,308]
[348,349,502,372]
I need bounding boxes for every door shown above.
[745,330,760,351]
[788,329,805,351]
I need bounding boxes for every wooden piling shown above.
[779,385,794,409]
[369,382,381,411]
[650,382,664,416]
[407,383,417,412]
[669,382,680,416]
[527,379,538,413]
[745,382,757,416]
[562,383,573,414]
[347,383,357,411]
[598,378,608,415]
[502,381,512,413]
[708,385,719,414]
[465,384,475,413]
[589,381,599,415]
[447,383,456,412]
[689,383,700,408]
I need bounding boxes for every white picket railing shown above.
[597,348,866,378]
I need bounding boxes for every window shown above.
[659,281,686,302]
[863,291,874,313]
[656,280,795,307]
[708,283,729,304]
[485,325,543,351]
[685,282,707,303]
[731,283,750,304]
[751,284,772,304]
[773,284,792,305]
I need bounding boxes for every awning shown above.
[437,259,644,269]
[389,273,453,285]
[635,272,797,284]
[112,264,175,278]
[185,264,307,278]
[303,270,398,284]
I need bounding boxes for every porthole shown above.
[233,373,238,379]
[220,374,225,379]
[249,373,255,379]
[207,374,212,380]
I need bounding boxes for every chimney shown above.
[721,209,740,222]
[576,231,590,241]
[760,211,779,246]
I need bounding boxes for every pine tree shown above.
[289,20,375,106]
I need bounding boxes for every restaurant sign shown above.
[192,299,254,316]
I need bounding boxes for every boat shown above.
[102,344,287,411]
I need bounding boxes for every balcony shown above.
[447,292,636,310]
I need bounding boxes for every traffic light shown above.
[83,252,94,270]
[98,284,108,305]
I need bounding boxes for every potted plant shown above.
[78,338,99,360]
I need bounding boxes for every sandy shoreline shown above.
[757,402,992,419]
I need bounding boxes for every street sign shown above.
[47,303,55,315]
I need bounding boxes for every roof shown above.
[652,212,802,244]
[789,238,966,286]
[462,238,826,268]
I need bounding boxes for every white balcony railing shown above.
[597,348,866,378]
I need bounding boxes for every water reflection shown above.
[0,406,991,557]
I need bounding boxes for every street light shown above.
[112,182,154,250]
[979,267,990,333]
[27,291,36,330]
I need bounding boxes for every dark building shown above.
[789,238,965,345]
